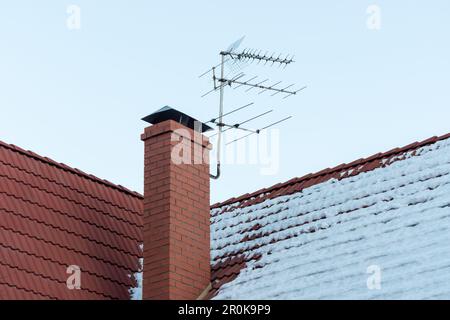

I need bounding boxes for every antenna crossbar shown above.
[218,77,299,96]
[207,102,254,124]
[226,116,293,146]
[208,109,273,138]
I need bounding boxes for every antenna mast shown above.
[200,37,306,179]
[213,53,226,179]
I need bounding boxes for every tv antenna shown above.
[199,36,306,179]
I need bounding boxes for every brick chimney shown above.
[141,106,212,300]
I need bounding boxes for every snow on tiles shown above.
[210,137,450,299]
[129,245,143,300]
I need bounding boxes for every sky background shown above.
[1,1,449,204]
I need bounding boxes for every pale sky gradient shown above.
[1,1,449,204]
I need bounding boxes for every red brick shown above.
[142,120,210,300]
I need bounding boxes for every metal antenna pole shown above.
[210,54,226,179]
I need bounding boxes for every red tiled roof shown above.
[207,132,450,299]
[0,140,143,300]
[211,133,450,212]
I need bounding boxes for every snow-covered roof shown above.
[209,133,450,299]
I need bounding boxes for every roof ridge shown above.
[0,139,143,199]
[211,132,450,209]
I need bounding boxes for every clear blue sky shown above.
[1,1,449,204]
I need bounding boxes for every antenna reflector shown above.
[226,36,246,54]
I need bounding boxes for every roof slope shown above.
[0,140,143,300]
[209,133,450,299]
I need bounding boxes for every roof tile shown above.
[0,139,142,300]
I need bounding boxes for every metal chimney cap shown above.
[142,106,213,133]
